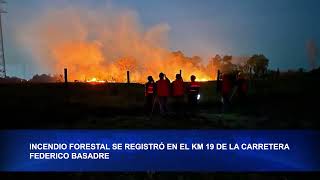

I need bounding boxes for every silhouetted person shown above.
[172,74,185,115]
[187,75,200,114]
[145,76,155,114]
[221,73,233,113]
[276,68,280,79]
[156,72,170,116]
[216,70,222,94]
[236,72,248,104]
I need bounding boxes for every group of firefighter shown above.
[144,71,249,116]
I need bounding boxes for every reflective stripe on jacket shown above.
[145,82,155,96]
[188,81,200,94]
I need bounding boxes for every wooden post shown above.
[127,71,130,84]
[276,68,280,80]
[64,68,68,83]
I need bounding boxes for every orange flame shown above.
[86,77,106,84]
[18,7,216,83]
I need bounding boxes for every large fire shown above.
[18,7,216,83]
[86,77,106,84]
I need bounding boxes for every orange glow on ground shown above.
[85,77,106,84]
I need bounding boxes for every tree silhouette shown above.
[246,54,269,78]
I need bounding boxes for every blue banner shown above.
[0,130,319,172]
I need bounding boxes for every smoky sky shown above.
[3,0,320,78]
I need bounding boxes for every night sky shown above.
[3,0,320,78]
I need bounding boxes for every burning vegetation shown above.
[17,6,271,83]
[17,7,216,83]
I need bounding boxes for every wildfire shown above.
[19,7,216,83]
[86,77,106,84]
[198,78,210,82]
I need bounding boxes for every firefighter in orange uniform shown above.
[236,72,248,103]
[172,74,185,114]
[145,76,155,114]
[187,75,201,112]
[156,72,170,115]
[221,73,233,112]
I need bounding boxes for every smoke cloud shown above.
[16,6,212,82]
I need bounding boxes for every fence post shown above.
[64,68,68,84]
[127,71,130,84]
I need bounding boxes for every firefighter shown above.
[145,76,155,114]
[187,75,200,113]
[221,73,233,112]
[172,74,185,115]
[236,72,248,103]
[156,72,170,116]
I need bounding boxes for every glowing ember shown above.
[86,77,106,83]
[198,78,210,82]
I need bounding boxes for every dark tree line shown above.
[208,54,269,79]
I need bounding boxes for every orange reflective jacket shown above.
[157,79,169,97]
[222,74,232,96]
[172,80,184,96]
[145,82,155,96]
[188,81,200,94]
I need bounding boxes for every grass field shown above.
[1,74,319,129]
